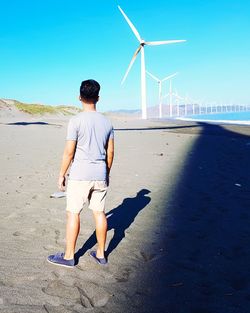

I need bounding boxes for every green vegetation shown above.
[14,101,81,116]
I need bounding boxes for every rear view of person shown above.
[47,79,114,267]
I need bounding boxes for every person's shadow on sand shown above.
[74,189,151,264]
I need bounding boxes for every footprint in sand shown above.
[43,245,58,251]
[115,268,132,282]
[42,228,49,236]
[13,228,36,237]
[42,281,80,300]
[75,280,110,307]
[140,251,157,262]
[5,212,19,219]
[54,229,60,244]
[13,231,22,236]
[43,305,74,313]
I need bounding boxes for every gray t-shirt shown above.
[66,111,114,181]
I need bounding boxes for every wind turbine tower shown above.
[118,5,186,119]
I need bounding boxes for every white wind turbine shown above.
[118,5,186,119]
[147,71,178,118]
[165,73,178,117]
[173,88,183,116]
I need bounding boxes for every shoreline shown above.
[176,116,250,126]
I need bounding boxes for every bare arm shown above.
[106,138,114,178]
[58,140,76,190]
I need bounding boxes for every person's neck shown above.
[81,102,97,112]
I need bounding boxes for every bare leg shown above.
[93,211,107,258]
[64,211,80,260]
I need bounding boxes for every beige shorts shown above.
[66,180,108,214]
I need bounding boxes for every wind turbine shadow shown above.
[4,121,62,127]
[74,189,151,264]
[114,124,200,132]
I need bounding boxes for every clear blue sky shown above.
[0,0,249,111]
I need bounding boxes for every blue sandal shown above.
[89,250,107,265]
[47,252,74,268]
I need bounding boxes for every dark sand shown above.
[0,115,250,313]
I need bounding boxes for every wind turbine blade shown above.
[121,46,141,85]
[144,40,186,46]
[162,72,178,82]
[118,6,142,43]
[146,71,160,82]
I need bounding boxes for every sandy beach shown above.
[0,111,250,313]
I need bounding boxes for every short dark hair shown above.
[80,79,100,103]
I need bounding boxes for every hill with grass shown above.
[0,99,82,118]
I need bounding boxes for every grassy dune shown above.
[14,101,81,115]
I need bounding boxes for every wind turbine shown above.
[147,71,178,118]
[173,88,184,116]
[167,74,178,117]
[118,5,186,119]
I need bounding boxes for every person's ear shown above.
[79,95,82,102]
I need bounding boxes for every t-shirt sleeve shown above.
[66,118,78,141]
[109,127,114,140]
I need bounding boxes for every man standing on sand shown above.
[47,79,114,267]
